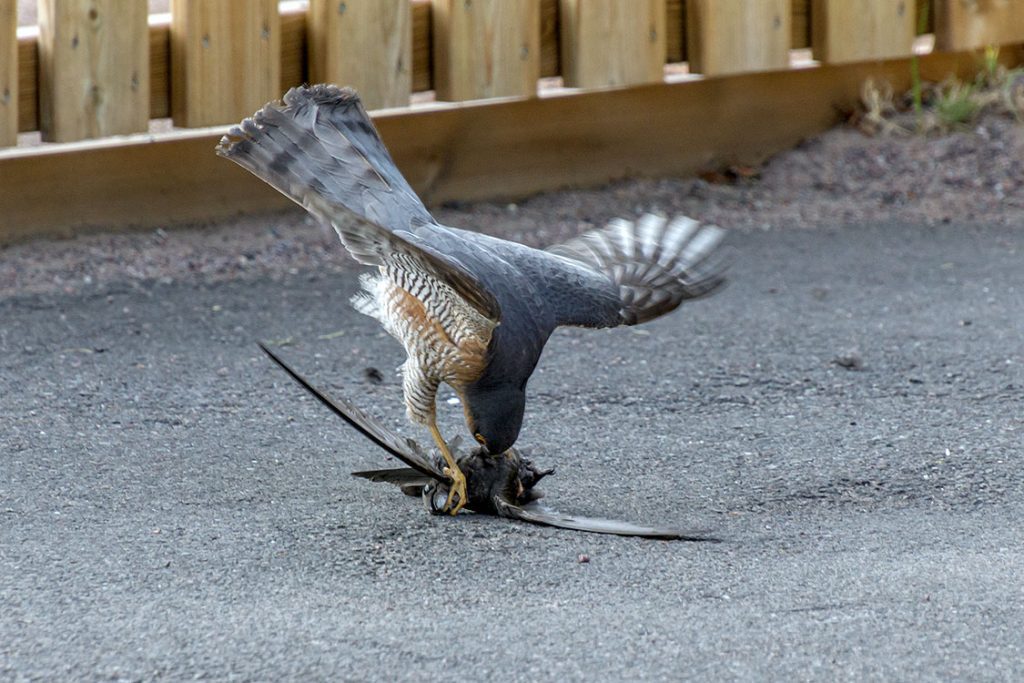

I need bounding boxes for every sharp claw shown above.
[443,466,467,515]
[429,422,467,515]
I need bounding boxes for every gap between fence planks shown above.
[0,0,15,146]
[1,46,1018,245]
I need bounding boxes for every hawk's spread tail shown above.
[547,214,727,326]
[217,85,503,321]
[216,84,435,232]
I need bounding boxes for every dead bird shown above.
[260,342,719,542]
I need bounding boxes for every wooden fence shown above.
[2,0,1024,241]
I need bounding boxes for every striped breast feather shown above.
[546,213,728,326]
[303,193,502,323]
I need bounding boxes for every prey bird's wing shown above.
[218,85,500,322]
[351,467,436,488]
[350,468,435,499]
[494,499,721,542]
[258,343,446,482]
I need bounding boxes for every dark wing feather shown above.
[218,85,500,321]
[351,468,434,499]
[547,213,729,326]
[495,499,721,541]
[258,343,445,482]
[350,468,435,487]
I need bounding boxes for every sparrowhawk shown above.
[218,85,727,515]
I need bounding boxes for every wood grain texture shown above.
[687,0,790,76]
[812,0,916,64]
[37,0,149,142]
[170,0,280,127]
[431,0,540,101]
[560,0,666,88]
[669,0,809,62]
[4,46,1013,244]
[9,0,943,135]
[20,5,320,133]
[0,0,14,146]
[935,0,1024,51]
[308,0,410,109]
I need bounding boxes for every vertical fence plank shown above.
[811,0,915,64]
[687,0,790,76]
[171,0,280,127]
[37,0,149,142]
[935,0,1024,51]
[0,0,14,146]
[431,0,540,101]
[308,0,410,110]
[560,0,666,89]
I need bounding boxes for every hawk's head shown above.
[462,383,526,456]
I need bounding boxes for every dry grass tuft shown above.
[856,47,1024,136]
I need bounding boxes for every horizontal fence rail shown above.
[1,0,1024,243]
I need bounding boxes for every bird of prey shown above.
[218,85,727,516]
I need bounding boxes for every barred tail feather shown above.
[547,214,728,325]
[216,84,436,242]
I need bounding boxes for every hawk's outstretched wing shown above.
[547,214,728,326]
[218,85,500,322]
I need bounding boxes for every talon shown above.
[429,421,467,515]
[443,465,468,515]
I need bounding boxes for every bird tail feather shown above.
[215,84,435,231]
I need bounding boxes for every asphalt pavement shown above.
[1,220,1022,681]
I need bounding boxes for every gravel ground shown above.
[3,114,1023,298]
[2,117,1023,680]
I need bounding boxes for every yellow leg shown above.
[429,421,467,515]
